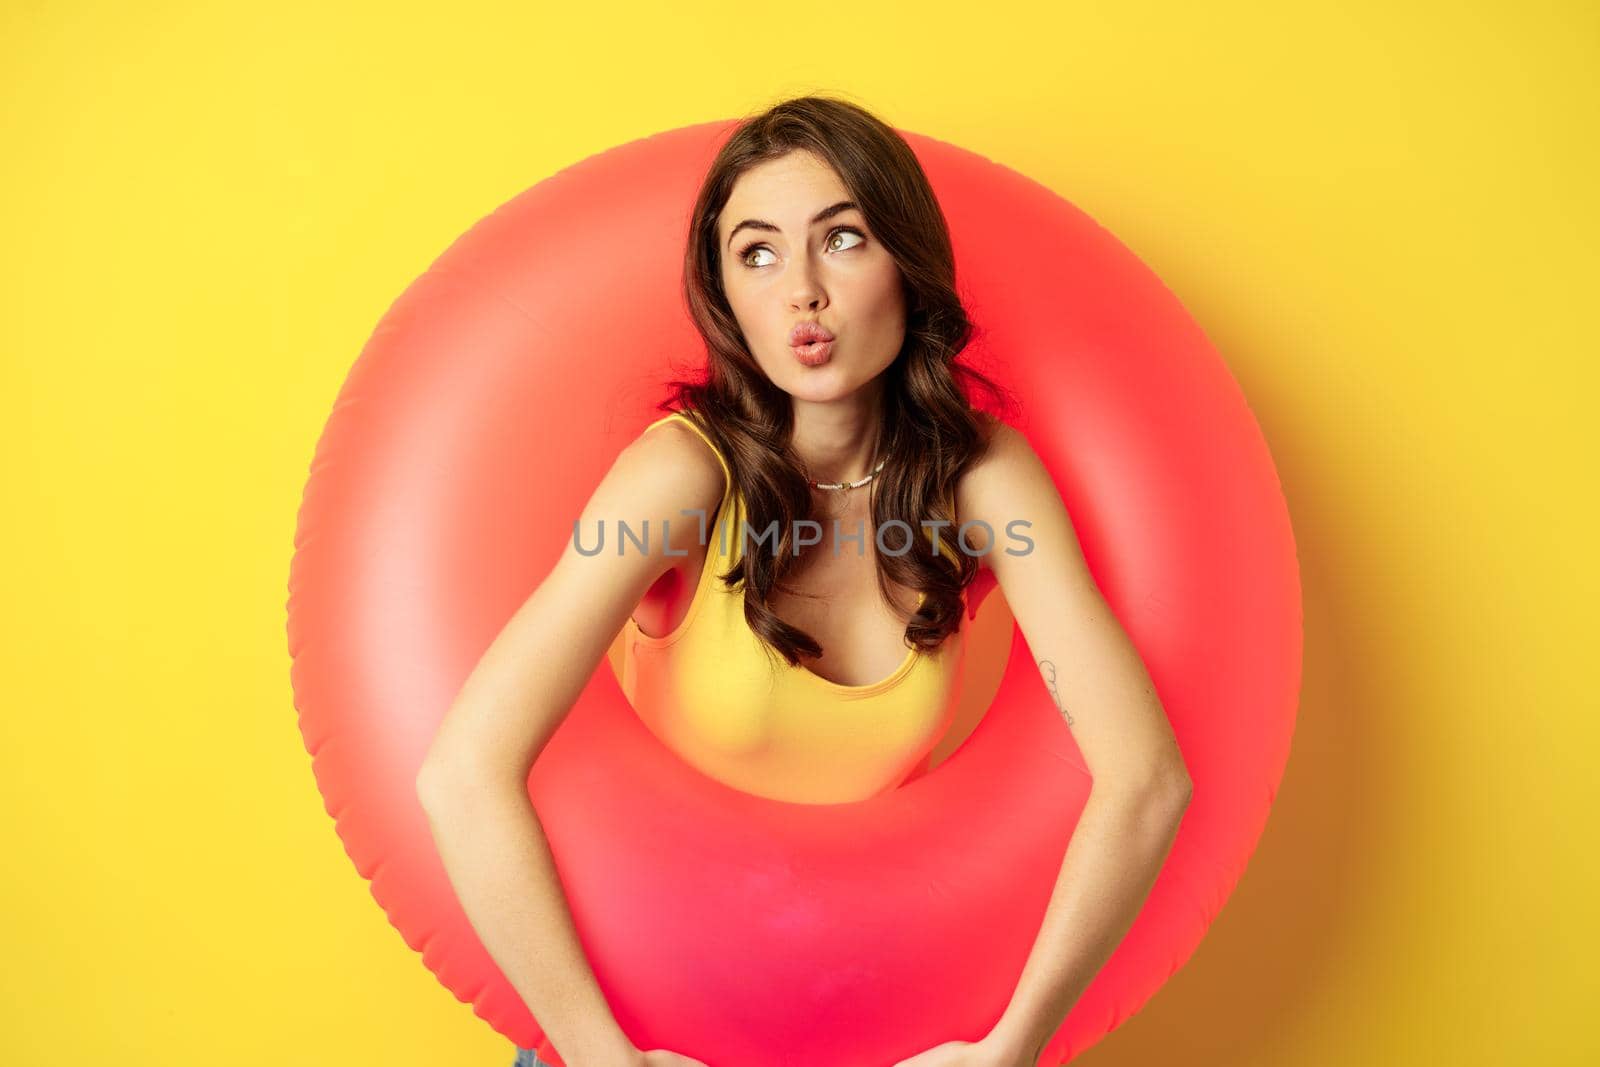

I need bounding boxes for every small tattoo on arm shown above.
[1038,659,1074,726]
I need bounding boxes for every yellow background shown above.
[4,2,1595,1064]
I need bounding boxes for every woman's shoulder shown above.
[954,414,1046,556]
[619,408,729,509]
[564,411,728,585]
[958,412,1034,486]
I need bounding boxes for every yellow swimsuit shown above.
[605,411,968,805]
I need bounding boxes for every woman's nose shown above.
[788,261,827,311]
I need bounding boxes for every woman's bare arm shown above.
[415,419,723,1067]
[946,422,1193,1066]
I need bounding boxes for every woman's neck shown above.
[789,393,883,487]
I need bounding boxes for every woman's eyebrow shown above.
[725,200,860,249]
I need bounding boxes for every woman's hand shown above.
[888,1033,1040,1067]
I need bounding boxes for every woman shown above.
[418,94,1192,1067]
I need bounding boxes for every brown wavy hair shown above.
[661,92,1014,670]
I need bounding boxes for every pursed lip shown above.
[789,321,836,346]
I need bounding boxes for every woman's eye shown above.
[825,228,864,254]
[740,245,776,268]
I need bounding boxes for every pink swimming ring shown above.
[287,122,1300,1065]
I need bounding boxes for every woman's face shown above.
[716,150,907,404]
